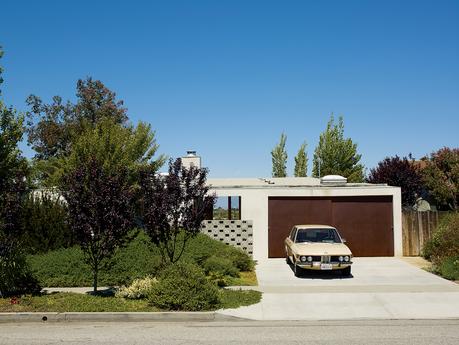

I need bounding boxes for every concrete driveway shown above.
[219,258,459,320]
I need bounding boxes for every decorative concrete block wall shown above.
[201,220,253,256]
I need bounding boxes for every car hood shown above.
[292,242,352,256]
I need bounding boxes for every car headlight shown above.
[344,256,350,262]
[339,256,344,262]
[307,256,313,262]
[300,256,307,262]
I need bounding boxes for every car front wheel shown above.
[341,266,351,277]
[294,263,302,277]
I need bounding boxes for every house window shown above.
[213,196,241,220]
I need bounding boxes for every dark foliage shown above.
[26,77,128,160]
[62,158,135,291]
[140,158,216,264]
[21,193,72,254]
[367,155,424,206]
[148,262,221,311]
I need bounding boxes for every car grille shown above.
[322,255,331,263]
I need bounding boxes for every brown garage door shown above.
[268,196,393,257]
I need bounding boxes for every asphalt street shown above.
[1,320,458,345]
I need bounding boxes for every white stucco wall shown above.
[209,185,402,261]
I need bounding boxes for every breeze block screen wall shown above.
[201,220,253,256]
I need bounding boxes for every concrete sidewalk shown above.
[218,258,459,320]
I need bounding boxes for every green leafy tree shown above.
[0,47,40,296]
[45,118,165,186]
[271,133,288,177]
[26,77,133,187]
[0,46,28,242]
[312,114,364,182]
[26,77,128,161]
[422,147,459,210]
[294,141,308,177]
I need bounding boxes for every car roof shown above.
[294,225,336,230]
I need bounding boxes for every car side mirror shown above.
[342,238,347,243]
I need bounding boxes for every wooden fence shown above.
[402,211,447,256]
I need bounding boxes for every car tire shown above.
[341,266,351,277]
[294,263,302,277]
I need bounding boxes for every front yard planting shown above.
[0,289,262,312]
[423,212,459,282]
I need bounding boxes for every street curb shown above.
[0,312,246,323]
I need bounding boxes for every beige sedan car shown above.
[285,225,353,277]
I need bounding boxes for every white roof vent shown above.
[320,175,347,185]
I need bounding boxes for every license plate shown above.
[320,264,333,270]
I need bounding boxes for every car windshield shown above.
[295,228,342,244]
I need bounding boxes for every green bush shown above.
[438,257,459,281]
[148,262,221,311]
[1,239,41,297]
[422,212,459,262]
[28,231,161,287]
[218,247,255,272]
[27,246,90,287]
[28,231,255,287]
[203,255,239,277]
[21,194,72,254]
[182,233,255,271]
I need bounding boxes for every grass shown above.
[219,289,262,309]
[0,293,156,312]
[0,290,262,312]
[229,271,258,286]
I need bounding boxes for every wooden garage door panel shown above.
[268,198,332,258]
[332,197,393,256]
[268,196,393,258]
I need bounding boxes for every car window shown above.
[295,228,341,244]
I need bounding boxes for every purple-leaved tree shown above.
[62,158,135,292]
[140,158,216,264]
[367,155,424,207]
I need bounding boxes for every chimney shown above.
[181,150,201,169]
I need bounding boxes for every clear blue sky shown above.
[1,0,458,177]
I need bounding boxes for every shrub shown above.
[116,276,157,299]
[182,233,255,271]
[422,212,459,262]
[0,239,41,297]
[219,247,255,272]
[27,246,90,287]
[203,255,239,277]
[21,194,72,254]
[438,257,459,281]
[148,262,221,311]
[28,231,161,287]
[27,231,255,288]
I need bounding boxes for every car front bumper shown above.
[296,261,352,270]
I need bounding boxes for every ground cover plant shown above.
[423,212,459,281]
[0,288,262,312]
[28,231,257,287]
